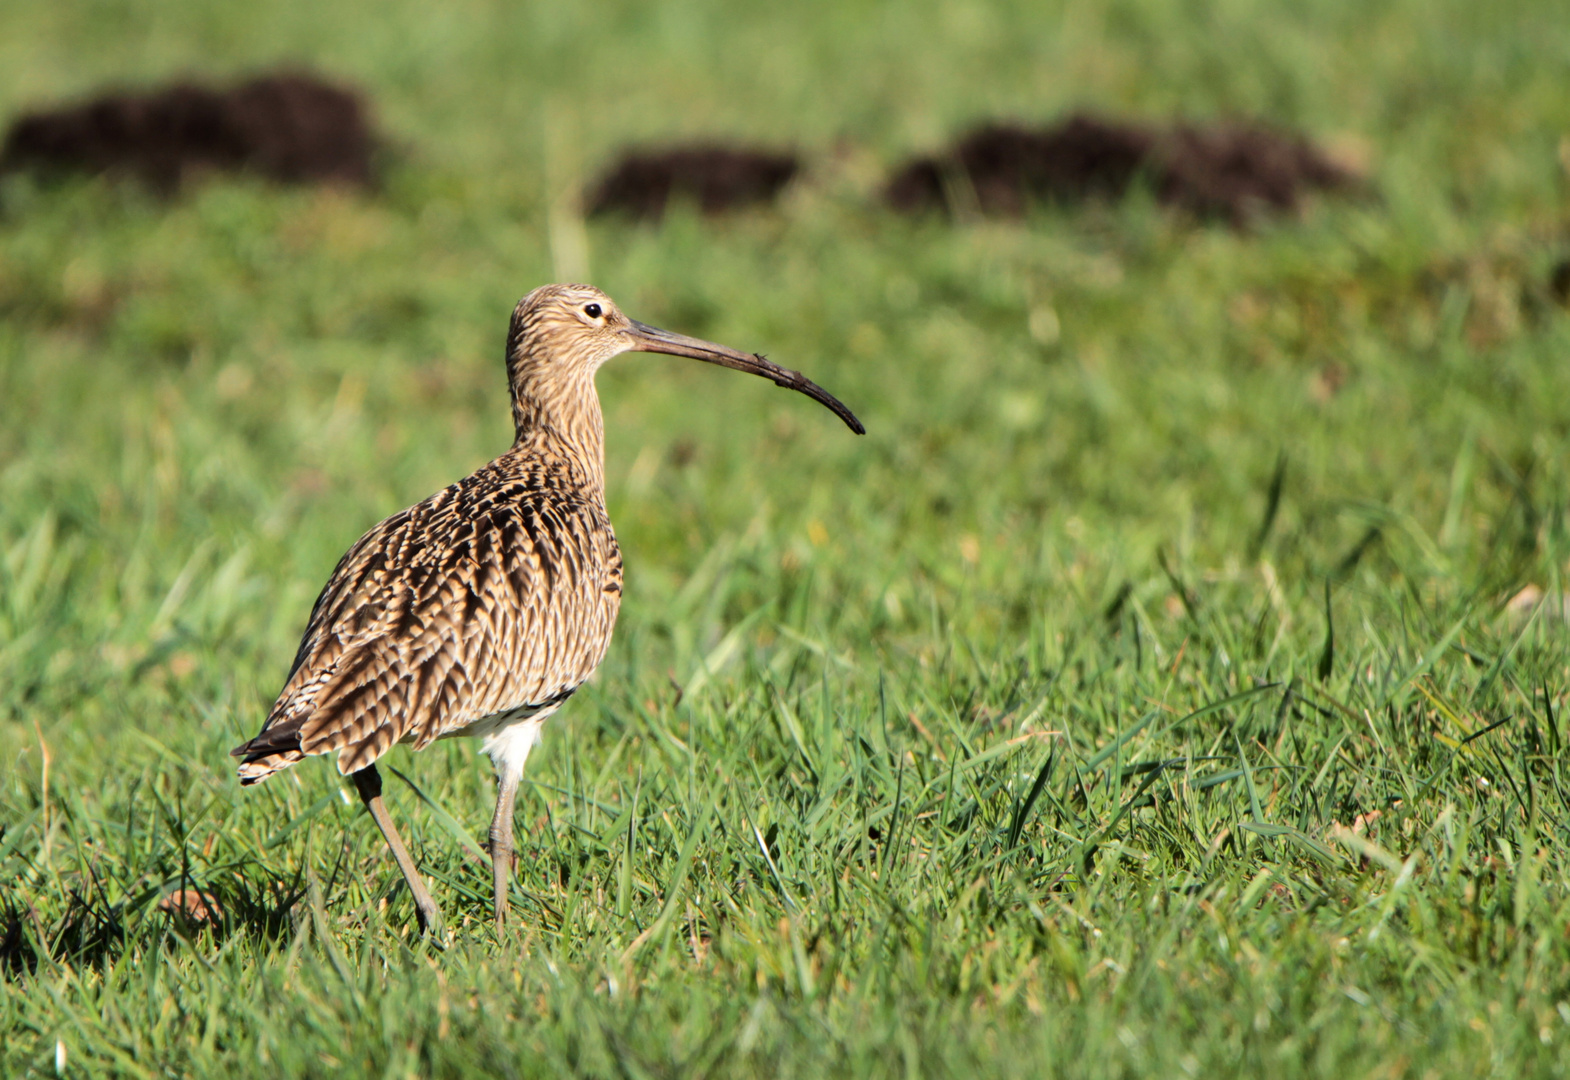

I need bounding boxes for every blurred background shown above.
[2,0,1564,671]
[3,0,1570,1074]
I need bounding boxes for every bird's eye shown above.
[583,303,603,319]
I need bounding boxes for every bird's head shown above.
[505,283,864,435]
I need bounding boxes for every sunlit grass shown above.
[3,0,1570,1075]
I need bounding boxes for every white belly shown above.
[444,699,565,782]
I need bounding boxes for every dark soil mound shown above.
[1,72,377,193]
[885,117,1153,217]
[586,145,800,220]
[1156,122,1356,221]
[885,114,1357,225]
[1550,258,1570,306]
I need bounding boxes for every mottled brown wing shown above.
[240,471,621,777]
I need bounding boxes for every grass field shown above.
[4,0,1570,1075]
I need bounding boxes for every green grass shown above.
[4,0,1570,1074]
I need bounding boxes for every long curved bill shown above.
[625,319,865,435]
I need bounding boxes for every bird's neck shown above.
[508,371,606,490]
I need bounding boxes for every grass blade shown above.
[1006,745,1057,851]
[1318,580,1334,680]
[388,767,487,865]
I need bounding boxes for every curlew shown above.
[232,284,863,932]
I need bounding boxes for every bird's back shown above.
[233,441,622,782]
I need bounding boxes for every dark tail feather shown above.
[232,720,307,785]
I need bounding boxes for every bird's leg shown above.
[489,768,520,932]
[351,764,443,934]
